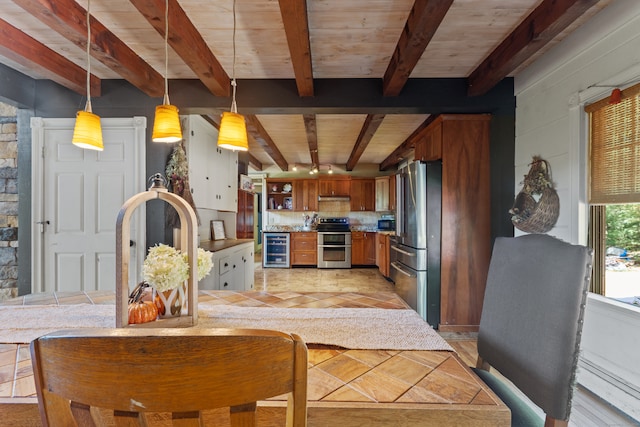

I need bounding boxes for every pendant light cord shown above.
[230,0,238,113]
[85,0,92,113]
[163,0,170,105]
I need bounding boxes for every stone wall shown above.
[0,102,18,301]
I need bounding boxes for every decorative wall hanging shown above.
[509,156,560,233]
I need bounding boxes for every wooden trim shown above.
[278,0,314,97]
[468,0,599,96]
[0,18,100,96]
[245,115,289,171]
[129,0,230,97]
[13,0,164,97]
[382,0,453,96]
[346,114,385,171]
[303,114,319,166]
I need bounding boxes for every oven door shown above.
[317,232,351,268]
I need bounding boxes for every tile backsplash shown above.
[265,200,385,229]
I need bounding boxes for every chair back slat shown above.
[31,328,308,427]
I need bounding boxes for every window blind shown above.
[586,85,640,204]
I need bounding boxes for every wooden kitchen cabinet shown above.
[352,231,376,265]
[350,178,375,211]
[417,114,491,332]
[414,120,442,162]
[375,176,394,212]
[290,232,317,266]
[236,189,254,239]
[293,179,318,212]
[319,177,350,197]
[265,179,293,211]
[376,233,390,277]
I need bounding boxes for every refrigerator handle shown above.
[390,245,415,257]
[391,262,416,278]
[396,171,404,236]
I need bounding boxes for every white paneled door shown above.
[31,117,146,293]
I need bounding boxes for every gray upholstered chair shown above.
[473,234,592,427]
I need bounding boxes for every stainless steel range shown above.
[317,218,351,269]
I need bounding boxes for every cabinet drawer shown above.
[292,251,317,265]
[219,270,232,289]
[219,256,231,275]
[292,239,316,251]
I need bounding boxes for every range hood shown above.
[318,195,350,201]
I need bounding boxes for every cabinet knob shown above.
[224,262,229,267]
[223,282,228,287]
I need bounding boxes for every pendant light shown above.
[152,0,182,143]
[217,0,249,151]
[72,0,103,151]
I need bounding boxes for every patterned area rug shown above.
[0,304,453,351]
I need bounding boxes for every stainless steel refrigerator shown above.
[390,161,441,327]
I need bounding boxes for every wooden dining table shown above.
[0,290,510,426]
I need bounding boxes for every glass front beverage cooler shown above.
[263,232,290,268]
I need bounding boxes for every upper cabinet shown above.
[414,120,443,162]
[265,179,294,211]
[350,178,375,211]
[294,179,318,212]
[318,177,350,197]
[375,176,392,212]
[183,115,238,212]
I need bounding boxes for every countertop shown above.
[263,226,395,235]
[199,239,254,252]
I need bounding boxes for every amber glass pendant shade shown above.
[218,111,249,151]
[152,104,182,143]
[72,110,104,151]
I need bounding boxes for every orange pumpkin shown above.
[127,281,158,324]
[128,300,158,324]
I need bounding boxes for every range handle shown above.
[391,261,416,278]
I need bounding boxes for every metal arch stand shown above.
[115,175,198,328]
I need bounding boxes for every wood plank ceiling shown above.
[0,0,613,173]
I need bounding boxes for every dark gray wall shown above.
[0,64,515,295]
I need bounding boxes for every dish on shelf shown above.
[282,183,292,193]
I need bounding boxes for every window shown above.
[586,85,640,304]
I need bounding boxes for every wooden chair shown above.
[30,328,308,426]
[473,234,592,427]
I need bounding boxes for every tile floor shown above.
[1,264,638,426]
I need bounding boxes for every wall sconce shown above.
[72,0,103,151]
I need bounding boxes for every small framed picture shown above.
[211,220,226,241]
[240,174,254,192]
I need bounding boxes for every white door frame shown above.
[30,116,147,293]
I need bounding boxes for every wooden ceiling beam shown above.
[129,0,230,97]
[468,0,599,96]
[245,115,289,171]
[379,115,436,171]
[13,0,164,97]
[382,0,453,97]
[248,154,263,171]
[0,18,100,96]
[346,114,385,171]
[278,0,314,97]
[303,114,319,166]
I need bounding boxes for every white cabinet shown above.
[183,115,238,212]
[199,242,254,291]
